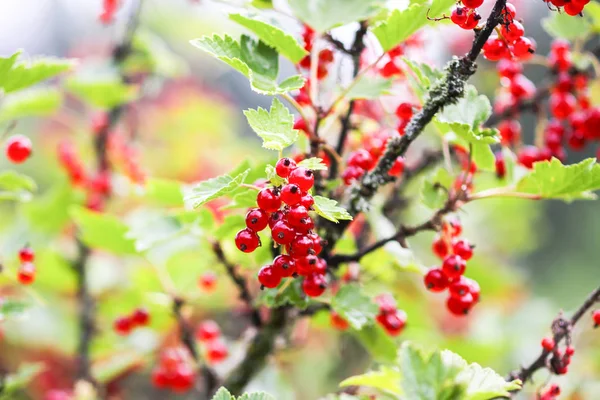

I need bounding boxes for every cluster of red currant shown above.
[16,247,36,285]
[234,158,329,297]
[546,0,592,16]
[151,347,195,392]
[449,0,487,30]
[424,219,480,316]
[374,294,408,336]
[297,25,334,80]
[539,384,561,400]
[113,307,150,335]
[195,320,229,364]
[99,0,119,24]
[5,134,32,164]
[540,335,574,375]
[482,4,535,62]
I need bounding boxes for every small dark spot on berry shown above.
[292,272,299,278]
[309,259,317,265]
[319,283,327,289]
[283,158,291,166]
[240,244,247,251]
[278,233,285,239]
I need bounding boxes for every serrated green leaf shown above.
[265,164,287,186]
[426,0,458,19]
[516,158,600,201]
[542,12,591,41]
[70,206,137,255]
[238,392,276,400]
[183,169,250,209]
[372,5,429,52]
[446,123,499,172]
[223,189,259,210]
[66,78,137,109]
[258,279,309,309]
[313,195,353,223]
[0,300,29,319]
[0,170,37,202]
[345,75,393,100]
[190,34,304,95]
[352,324,397,363]
[331,284,378,329]
[212,387,235,400]
[451,355,521,400]
[244,98,298,151]
[0,88,62,123]
[340,366,403,396]
[145,178,184,207]
[289,0,384,32]
[421,168,451,209]
[437,85,492,130]
[403,58,444,101]
[0,51,73,93]
[0,363,44,393]
[230,14,308,63]
[297,157,328,171]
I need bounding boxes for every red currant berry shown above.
[376,310,407,336]
[17,262,36,285]
[299,193,314,209]
[199,271,218,292]
[245,208,269,231]
[452,239,474,260]
[256,188,282,213]
[541,337,555,351]
[206,340,228,364]
[113,316,133,335]
[196,320,221,341]
[171,365,195,392]
[498,119,521,146]
[446,293,475,316]
[288,167,315,191]
[593,309,600,327]
[565,346,575,357]
[550,92,576,120]
[450,6,468,26]
[272,255,296,278]
[462,0,483,8]
[395,103,414,120]
[501,21,525,44]
[5,135,32,164]
[432,235,450,259]
[375,293,397,314]
[483,36,509,61]
[290,235,314,258]
[268,211,284,229]
[132,307,150,326]
[308,233,323,255]
[151,368,170,389]
[512,37,536,60]
[380,60,402,77]
[18,247,35,263]
[258,265,281,289]
[388,156,405,177]
[271,221,295,245]
[295,255,319,276]
[330,312,350,330]
[424,268,449,292]
[442,254,467,279]
[275,157,297,178]
[280,184,302,206]
[348,149,375,171]
[497,59,522,79]
[235,228,261,253]
[302,273,327,297]
[464,277,481,302]
[342,165,365,185]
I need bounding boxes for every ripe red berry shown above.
[290,235,314,258]
[17,262,36,285]
[388,156,405,177]
[348,149,375,170]
[113,316,133,335]
[495,151,506,179]
[235,228,261,253]
[395,103,414,120]
[268,210,284,229]
[300,193,314,209]
[18,247,35,263]
[5,135,32,164]
[450,6,468,27]
[302,273,327,297]
[541,337,555,351]
[448,276,471,298]
[500,21,525,44]
[452,239,474,261]
[424,268,449,292]
[295,255,319,276]
[199,271,218,291]
[380,60,402,77]
[271,221,295,245]
[446,292,475,316]
[275,157,297,178]
[256,188,282,213]
[245,208,269,231]
[258,265,281,289]
[288,167,315,191]
[462,0,484,8]
[280,184,303,206]
[462,11,481,30]
[550,92,576,120]
[375,293,397,314]
[196,320,221,341]
[342,165,365,185]
[464,277,481,302]
[132,307,150,326]
[171,365,195,392]
[151,367,170,389]
[432,235,450,259]
[376,310,407,336]
[330,312,350,330]
[565,346,575,356]
[272,255,296,278]
[308,233,323,255]
[593,309,600,327]
[206,340,229,364]
[442,255,467,279]
[497,59,522,79]
[512,37,536,60]
[483,36,509,61]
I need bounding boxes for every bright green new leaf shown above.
[0,170,37,202]
[288,0,384,32]
[22,182,77,236]
[331,284,379,329]
[516,158,600,201]
[145,178,185,207]
[372,5,430,52]
[542,12,592,41]
[345,75,393,100]
[66,78,137,109]
[251,0,273,8]
[586,2,600,32]
[352,324,398,363]
[244,98,298,151]
[259,279,309,309]
[190,34,305,95]
[70,206,137,255]
[437,85,492,130]
[340,366,403,396]
[313,195,353,223]
[212,387,235,400]
[183,169,250,209]
[426,0,458,19]
[421,168,451,209]
[0,51,73,93]
[0,363,44,393]
[238,392,276,400]
[0,300,29,319]
[265,164,287,186]
[223,189,259,210]
[446,123,499,171]
[0,88,62,123]
[403,58,444,101]
[229,14,308,64]
[298,157,328,171]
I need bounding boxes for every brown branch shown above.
[211,241,262,328]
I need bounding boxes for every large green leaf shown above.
[331,284,379,330]
[229,14,308,63]
[244,98,298,151]
[288,0,384,32]
[372,5,430,52]
[420,167,451,209]
[340,366,403,396]
[297,157,328,171]
[190,34,304,95]
[437,85,492,130]
[0,171,37,202]
[542,11,592,41]
[70,206,137,255]
[313,195,353,223]
[66,78,137,109]
[352,324,397,363]
[0,88,62,123]
[516,158,600,201]
[183,169,250,209]
[446,123,499,171]
[0,51,73,93]
[212,387,235,400]
[403,58,444,101]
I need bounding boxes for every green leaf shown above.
[214,215,245,241]
[297,157,328,171]
[244,98,298,151]
[447,123,499,171]
[259,279,309,309]
[183,169,250,209]
[312,195,353,223]
[0,51,73,93]
[288,0,384,32]
[372,5,430,52]
[265,164,287,186]
[223,189,260,210]
[542,12,592,41]
[212,387,235,400]
[426,0,458,19]
[0,363,44,393]
[70,206,137,255]
[0,88,62,123]
[0,170,37,202]
[421,168,451,209]
[450,355,522,400]
[238,392,276,400]
[190,34,305,95]
[345,75,393,100]
[516,158,600,201]
[403,58,445,101]
[340,366,403,396]
[229,14,308,64]
[93,351,143,384]
[22,182,76,235]
[437,85,492,130]
[128,30,188,77]
[145,178,184,207]
[66,78,137,109]
[586,2,600,33]
[0,300,29,319]
[352,324,397,363]
[331,284,378,330]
